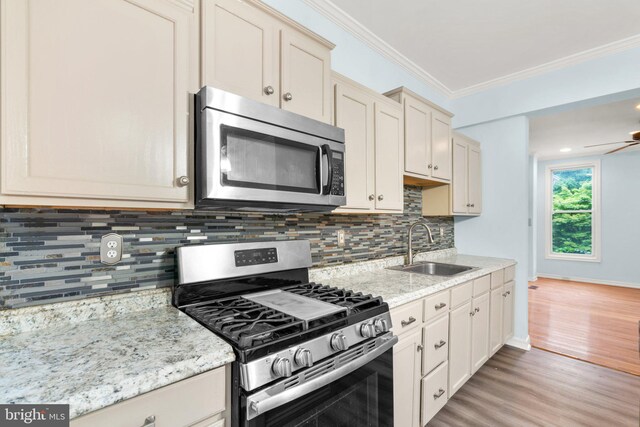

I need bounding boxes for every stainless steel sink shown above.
[387,261,475,276]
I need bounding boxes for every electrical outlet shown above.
[337,230,346,247]
[100,233,123,265]
[439,227,444,237]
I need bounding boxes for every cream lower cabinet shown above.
[489,266,516,354]
[333,73,404,213]
[503,281,515,341]
[70,367,227,427]
[489,286,504,355]
[203,0,333,123]
[470,292,490,373]
[448,300,472,396]
[393,328,423,427]
[0,0,196,208]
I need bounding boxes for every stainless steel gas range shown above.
[173,240,397,427]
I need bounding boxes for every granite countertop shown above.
[0,295,235,419]
[320,253,516,308]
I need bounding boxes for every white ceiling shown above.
[529,98,640,159]
[332,0,640,92]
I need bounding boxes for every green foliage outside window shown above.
[551,168,593,255]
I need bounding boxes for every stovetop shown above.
[184,282,386,359]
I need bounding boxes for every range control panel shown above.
[234,247,278,267]
[331,152,345,196]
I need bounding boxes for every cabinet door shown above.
[451,139,469,214]
[203,0,279,106]
[503,281,515,342]
[334,82,375,211]
[431,111,451,181]
[404,96,431,177]
[471,292,490,374]
[423,313,449,375]
[448,301,472,397]
[280,29,331,123]
[393,329,422,427]
[468,144,482,214]
[374,102,404,211]
[489,286,504,355]
[1,0,192,204]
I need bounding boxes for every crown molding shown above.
[301,0,452,98]
[449,34,640,98]
[302,0,640,101]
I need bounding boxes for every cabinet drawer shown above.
[424,291,450,322]
[423,313,449,375]
[70,367,226,427]
[504,265,516,282]
[473,275,491,296]
[450,281,472,308]
[421,361,448,425]
[391,300,423,334]
[490,269,505,289]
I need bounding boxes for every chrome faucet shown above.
[408,220,435,265]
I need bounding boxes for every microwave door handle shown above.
[321,144,333,195]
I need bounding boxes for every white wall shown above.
[454,116,531,347]
[261,0,451,108]
[536,152,640,287]
[528,155,538,280]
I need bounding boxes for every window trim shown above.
[545,160,601,262]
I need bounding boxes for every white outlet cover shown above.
[100,233,123,265]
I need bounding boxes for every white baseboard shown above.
[506,335,531,351]
[536,273,640,289]
[528,275,538,282]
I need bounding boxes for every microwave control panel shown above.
[331,152,345,196]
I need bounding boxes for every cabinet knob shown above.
[368,194,375,201]
[177,176,190,186]
[264,85,275,95]
[469,311,475,317]
[466,203,471,207]
[475,307,480,313]
[471,203,475,207]
[283,92,293,101]
[378,194,384,201]
[141,415,156,427]
[434,165,439,170]
[428,164,432,169]
[417,344,423,352]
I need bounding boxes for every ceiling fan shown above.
[584,131,640,154]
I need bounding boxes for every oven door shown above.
[197,108,345,209]
[240,334,397,427]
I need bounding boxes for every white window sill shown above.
[545,253,601,263]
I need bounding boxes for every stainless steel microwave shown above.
[194,87,346,212]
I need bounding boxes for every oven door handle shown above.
[246,334,398,421]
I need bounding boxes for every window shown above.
[545,161,600,261]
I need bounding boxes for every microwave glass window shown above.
[221,126,320,193]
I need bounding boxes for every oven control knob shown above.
[294,348,314,368]
[330,332,348,352]
[374,318,389,333]
[360,322,377,338]
[272,357,293,378]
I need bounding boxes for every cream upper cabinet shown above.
[203,0,279,106]
[203,0,333,123]
[384,87,453,184]
[451,132,482,215]
[423,131,482,216]
[393,328,422,427]
[333,73,403,213]
[374,101,404,211]
[0,0,195,208]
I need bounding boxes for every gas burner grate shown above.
[284,283,383,314]
[186,297,304,348]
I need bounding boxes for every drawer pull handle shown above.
[142,415,156,427]
[506,291,511,295]
[401,316,417,327]
[475,307,480,313]
[469,311,475,317]
[434,340,446,350]
[502,292,508,297]
[434,302,447,310]
[433,388,445,399]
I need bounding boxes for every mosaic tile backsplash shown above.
[0,186,454,308]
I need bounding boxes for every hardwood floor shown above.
[429,346,640,427]
[528,277,640,375]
